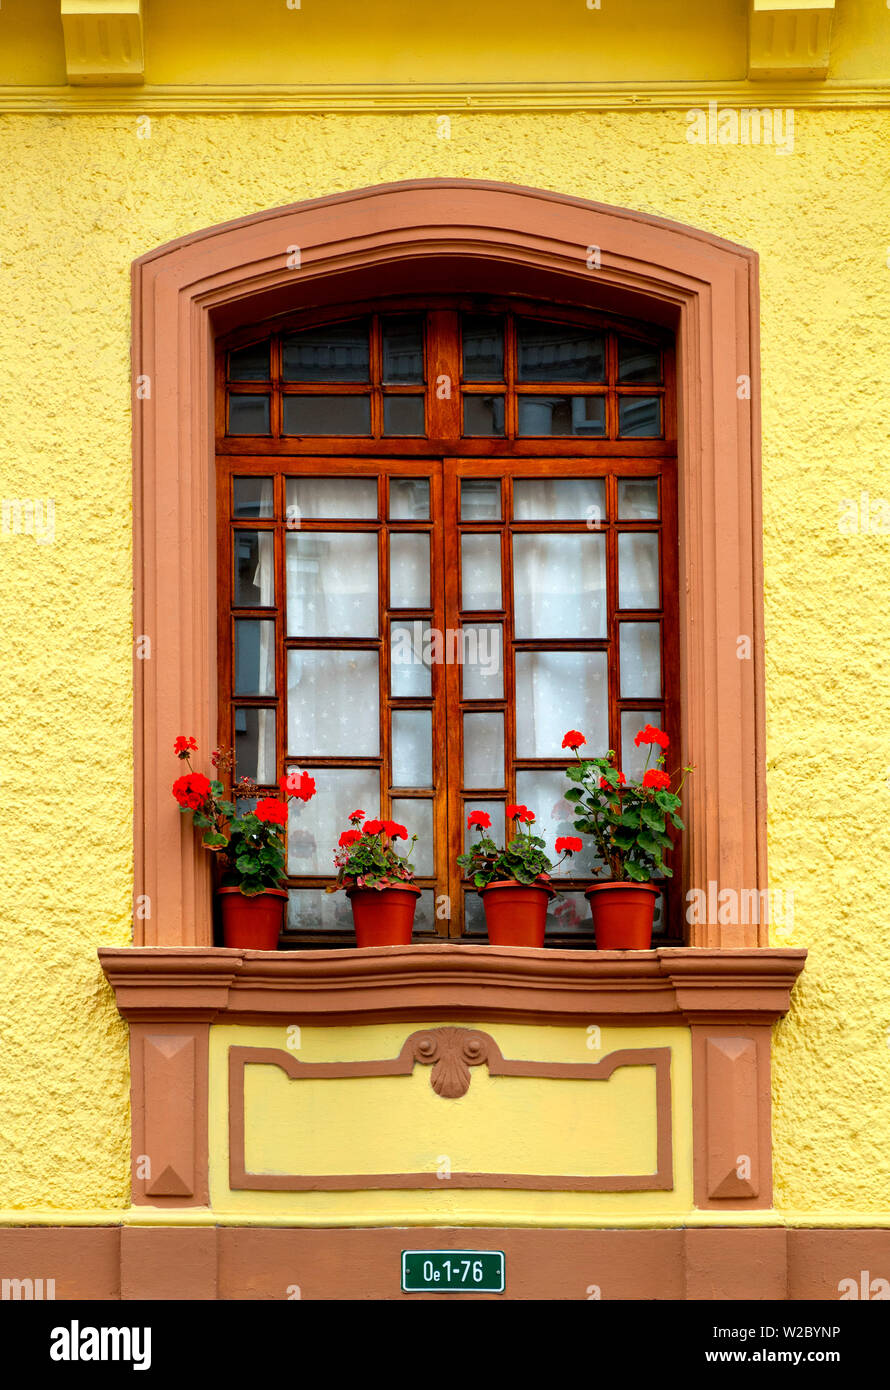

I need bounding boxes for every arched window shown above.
[216,298,680,943]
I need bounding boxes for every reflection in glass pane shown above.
[517,395,605,437]
[618,396,661,437]
[461,533,502,611]
[516,318,605,382]
[548,892,591,934]
[464,800,505,853]
[389,477,430,520]
[516,769,591,870]
[229,395,270,435]
[234,707,276,785]
[392,709,433,787]
[463,889,487,936]
[461,623,503,699]
[286,766,379,875]
[513,477,606,523]
[460,478,501,521]
[391,798,434,874]
[282,320,369,381]
[620,709,662,781]
[652,891,666,936]
[283,395,370,436]
[233,476,274,519]
[463,712,505,789]
[515,651,608,758]
[513,533,606,639]
[383,396,425,436]
[390,533,430,608]
[286,888,355,932]
[462,314,504,380]
[287,650,379,756]
[463,394,505,436]
[234,618,275,695]
[382,315,424,383]
[390,620,431,697]
[413,889,436,936]
[286,532,378,637]
[618,533,660,609]
[618,339,661,383]
[285,476,377,520]
[617,477,659,520]
[619,621,662,698]
[234,531,274,607]
[229,341,270,380]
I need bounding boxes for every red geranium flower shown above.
[505,803,528,819]
[280,771,317,802]
[363,819,385,836]
[518,810,535,824]
[172,772,211,810]
[348,809,365,822]
[599,771,627,790]
[338,829,362,848]
[382,821,408,840]
[255,797,288,825]
[642,769,671,790]
[561,730,586,750]
[555,836,583,854]
[634,724,669,751]
[467,810,492,829]
[173,735,198,758]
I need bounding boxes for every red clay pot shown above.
[218,886,288,950]
[347,883,421,947]
[585,881,659,950]
[479,879,554,948]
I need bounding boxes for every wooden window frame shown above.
[132,179,766,949]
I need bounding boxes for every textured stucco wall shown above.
[0,109,888,1214]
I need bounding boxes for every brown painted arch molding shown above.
[133,178,765,949]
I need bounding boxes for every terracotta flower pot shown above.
[218,886,288,950]
[479,879,553,948]
[585,881,659,950]
[346,883,421,947]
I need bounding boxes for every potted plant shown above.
[327,811,421,947]
[561,726,692,949]
[171,737,316,950]
[457,806,582,948]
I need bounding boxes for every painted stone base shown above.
[0,1227,888,1300]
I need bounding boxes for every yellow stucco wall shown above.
[0,107,889,1217]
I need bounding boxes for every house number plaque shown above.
[401,1250,505,1293]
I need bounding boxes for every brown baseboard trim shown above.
[1,1226,889,1300]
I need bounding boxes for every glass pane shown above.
[517,395,605,437]
[515,651,608,758]
[618,396,661,437]
[618,533,660,609]
[462,314,504,381]
[392,709,433,787]
[390,477,430,520]
[286,766,379,875]
[516,318,605,382]
[287,650,379,755]
[391,620,432,697]
[618,338,661,383]
[653,892,666,937]
[513,533,606,639]
[460,478,501,521]
[461,623,503,699]
[234,619,275,695]
[513,477,605,524]
[619,621,662,698]
[463,890,487,936]
[233,476,274,519]
[548,892,591,934]
[229,395,270,435]
[620,709,662,781]
[382,315,424,383]
[617,477,659,520]
[383,396,425,436]
[391,798,434,875]
[234,707,276,785]
[285,476,377,520]
[234,531,274,607]
[286,888,355,932]
[515,770,590,869]
[463,712,504,789]
[460,533,502,611]
[282,319,369,381]
[283,395,370,436]
[464,800,505,853]
[390,533,430,609]
[286,532,378,637]
[229,341,269,381]
[463,395,505,437]
[413,889,437,936]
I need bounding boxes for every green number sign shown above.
[401,1250,505,1293]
